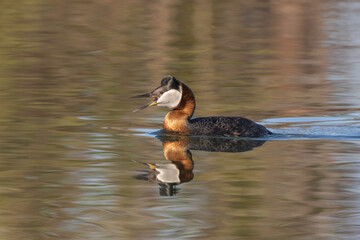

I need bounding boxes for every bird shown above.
[132,75,272,138]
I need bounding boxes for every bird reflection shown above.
[134,134,266,196]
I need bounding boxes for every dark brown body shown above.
[163,82,271,138]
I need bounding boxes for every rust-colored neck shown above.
[163,83,195,133]
[162,137,193,183]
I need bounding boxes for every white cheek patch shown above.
[156,89,182,109]
[156,164,180,183]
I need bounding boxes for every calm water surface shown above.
[1,0,360,239]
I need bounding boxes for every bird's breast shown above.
[163,111,190,134]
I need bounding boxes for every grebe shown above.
[133,75,272,137]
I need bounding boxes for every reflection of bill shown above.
[134,134,266,196]
[135,162,186,196]
[134,136,193,196]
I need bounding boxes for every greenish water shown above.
[1,0,360,239]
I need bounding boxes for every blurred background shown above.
[0,0,360,239]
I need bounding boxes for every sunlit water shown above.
[1,0,360,239]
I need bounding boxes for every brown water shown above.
[1,0,360,239]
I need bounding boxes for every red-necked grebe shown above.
[133,75,272,137]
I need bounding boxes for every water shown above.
[1,0,360,239]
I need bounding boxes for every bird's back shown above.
[188,116,271,137]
